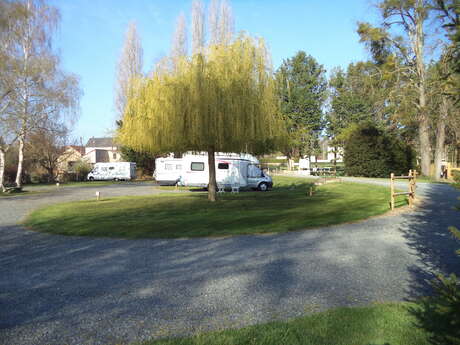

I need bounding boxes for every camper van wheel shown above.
[258,182,268,191]
[114,178,119,182]
[89,177,94,181]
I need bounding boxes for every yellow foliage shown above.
[118,35,285,154]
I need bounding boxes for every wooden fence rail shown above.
[390,170,417,210]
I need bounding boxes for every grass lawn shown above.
[24,176,407,238]
[142,303,430,345]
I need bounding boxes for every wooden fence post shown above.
[408,170,413,207]
[390,173,395,210]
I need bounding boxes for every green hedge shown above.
[452,170,460,183]
[344,122,415,178]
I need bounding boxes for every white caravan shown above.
[87,162,136,181]
[154,152,272,190]
[153,157,183,186]
[179,153,272,191]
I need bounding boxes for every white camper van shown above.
[87,162,136,181]
[153,158,183,186]
[154,152,272,190]
[179,153,272,191]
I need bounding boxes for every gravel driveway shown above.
[1,180,459,345]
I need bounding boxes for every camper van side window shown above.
[191,162,204,171]
[109,167,115,170]
[218,163,229,169]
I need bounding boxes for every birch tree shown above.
[115,21,143,120]
[4,0,80,189]
[358,0,433,176]
[0,0,25,191]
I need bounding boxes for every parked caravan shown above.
[153,158,183,186]
[179,153,272,191]
[87,162,136,181]
[154,152,272,190]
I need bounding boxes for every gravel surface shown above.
[0,180,459,345]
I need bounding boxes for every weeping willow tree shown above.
[118,35,284,201]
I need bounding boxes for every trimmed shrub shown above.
[452,170,460,183]
[344,122,415,177]
[73,160,92,181]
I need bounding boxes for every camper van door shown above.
[184,157,208,187]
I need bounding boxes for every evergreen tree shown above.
[343,122,415,177]
[275,51,327,159]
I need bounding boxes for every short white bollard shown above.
[56,182,60,187]
[95,191,100,201]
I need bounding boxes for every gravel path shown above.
[1,180,459,345]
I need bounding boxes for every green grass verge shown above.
[141,303,430,345]
[24,176,407,239]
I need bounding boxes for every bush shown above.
[343,122,415,177]
[29,172,51,184]
[452,170,460,183]
[259,158,287,164]
[59,172,76,182]
[73,160,92,181]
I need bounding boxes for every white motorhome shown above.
[87,162,136,181]
[153,158,183,186]
[154,152,272,190]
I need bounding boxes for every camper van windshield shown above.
[248,164,263,178]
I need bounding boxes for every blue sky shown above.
[49,0,379,143]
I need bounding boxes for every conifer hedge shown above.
[343,122,415,177]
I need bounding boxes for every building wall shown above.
[84,147,122,163]
[57,147,84,173]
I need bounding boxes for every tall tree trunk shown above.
[15,135,25,189]
[0,149,6,192]
[434,98,448,181]
[414,0,431,177]
[207,148,217,202]
[418,108,431,177]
